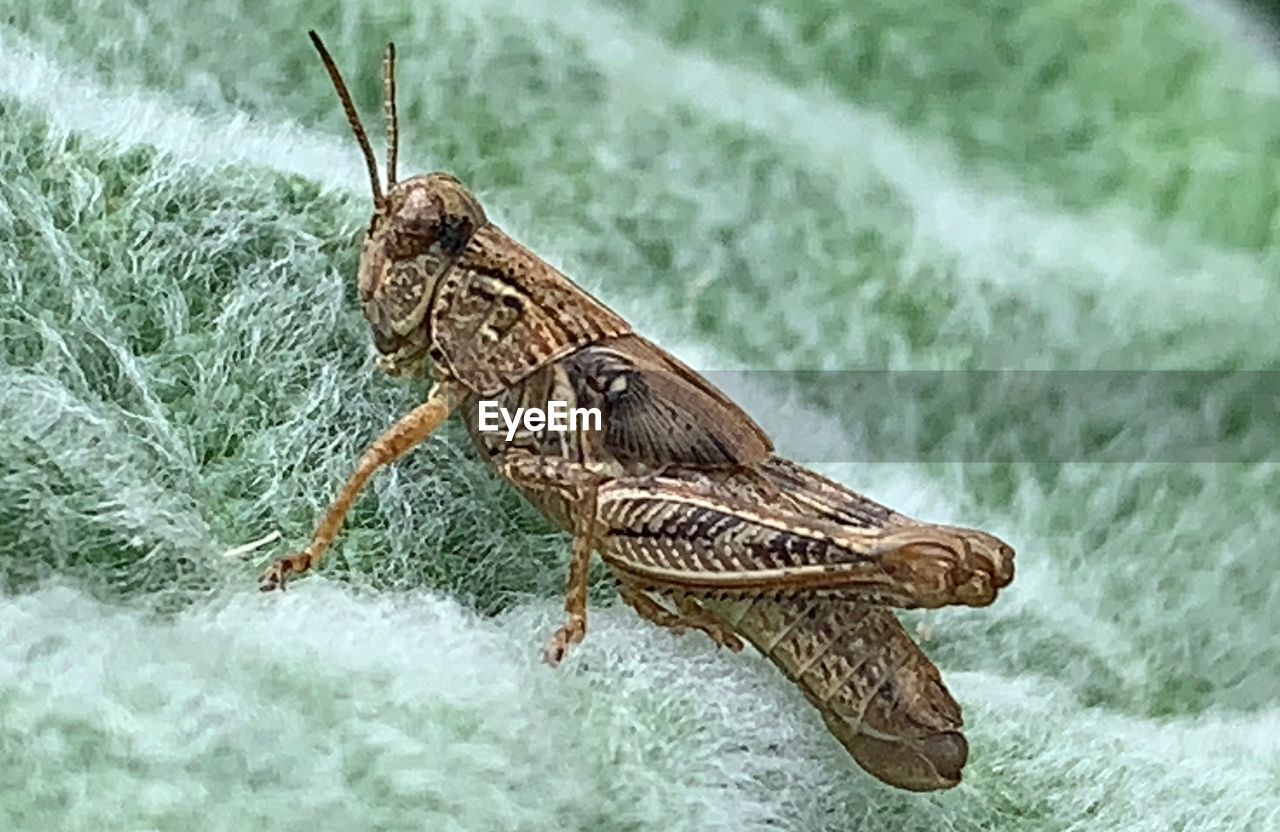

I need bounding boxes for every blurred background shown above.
[1240,0,1280,29]
[2,2,1279,830]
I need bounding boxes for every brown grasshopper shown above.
[259,32,1015,792]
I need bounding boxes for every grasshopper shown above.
[259,33,1015,792]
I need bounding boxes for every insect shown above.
[259,32,1015,791]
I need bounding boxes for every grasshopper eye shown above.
[382,201,473,260]
[385,216,438,259]
[437,215,473,256]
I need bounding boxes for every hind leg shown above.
[614,577,743,652]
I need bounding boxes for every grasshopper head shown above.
[359,174,486,377]
[309,31,486,378]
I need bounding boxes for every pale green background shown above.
[2,2,1279,830]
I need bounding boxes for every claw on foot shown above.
[258,551,314,592]
[543,615,587,667]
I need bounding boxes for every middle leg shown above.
[542,531,592,667]
[495,453,614,666]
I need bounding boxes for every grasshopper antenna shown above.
[383,42,398,190]
[308,30,384,208]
